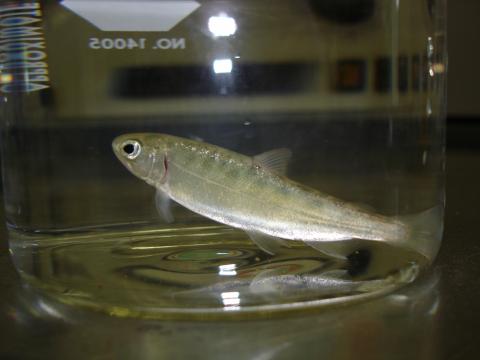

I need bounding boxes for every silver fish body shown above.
[112,133,417,255]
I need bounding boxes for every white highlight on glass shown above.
[37,299,63,319]
[219,264,237,276]
[426,99,432,116]
[427,36,434,56]
[213,58,233,74]
[61,0,200,31]
[422,150,428,165]
[208,14,237,37]
[221,291,240,299]
[221,291,240,306]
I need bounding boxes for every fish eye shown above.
[122,140,141,160]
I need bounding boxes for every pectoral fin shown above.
[155,189,174,223]
[247,231,289,255]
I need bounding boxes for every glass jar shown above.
[0,0,446,318]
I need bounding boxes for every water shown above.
[0,0,446,317]
[9,225,425,319]
[3,116,440,318]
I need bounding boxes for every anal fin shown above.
[247,231,289,255]
[305,241,348,260]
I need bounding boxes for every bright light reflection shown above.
[37,299,63,318]
[432,63,445,74]
[221,291,240,299]
[429,298,440,315]
[219,263,237,276]
[426,99,432,116]
[223,298,241,306]
[208,14,237,37]
[427,36,434,56]
[213,58,233,74]
[221,291,241,306]
[0,73,13,84]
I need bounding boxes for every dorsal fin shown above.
[253,148,292,175]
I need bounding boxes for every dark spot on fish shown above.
[346,248,371,276]
[123,143,135,155]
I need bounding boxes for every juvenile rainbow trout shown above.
[112,133,439,258]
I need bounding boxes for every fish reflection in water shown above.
[173,264,419,302]
[112,133,440,259]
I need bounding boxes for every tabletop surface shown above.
[0,125,479,360]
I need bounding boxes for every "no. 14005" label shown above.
[88,37,186,50]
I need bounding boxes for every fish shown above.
[112,133,441,259]
[172,267,409,302]
[247,268,416,297]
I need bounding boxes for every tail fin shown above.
[396,205,444,261]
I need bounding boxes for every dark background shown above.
[447,0,480,117]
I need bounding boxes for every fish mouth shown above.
[112,140,124,162]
